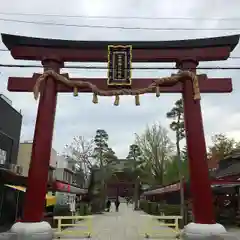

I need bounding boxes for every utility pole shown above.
[133,149,137,210]
[176,129,185,227]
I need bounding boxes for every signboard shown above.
[107,45,132,86]
[55,181,87,194]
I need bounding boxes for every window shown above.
[63,170,68,182]
[63,170,73,184]
[68,173,73,184]
[0,149,6,165]
[0,131,13,164]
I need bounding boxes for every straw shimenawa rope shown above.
[33,70,200,105]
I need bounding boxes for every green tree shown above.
[103,147,118,164]
[164,155,180,184]
[208,133,239,160]
[126,144,143,210]
[166,98,185,142]
[166,98,185,224]
[127,144,142,161]
[93,129,109,167]
[93,129,109,210]
[64,136,94,184]
[135,122,174,185]
[164,152,189,185]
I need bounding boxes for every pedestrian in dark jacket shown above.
[115,199,120,212]
[106,200,111,212]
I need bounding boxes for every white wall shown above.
[50,148,58,169]
[56,155,67,168]
[17,142,58,176]
[55,168,64,181]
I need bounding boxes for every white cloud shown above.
[0,0,240,158]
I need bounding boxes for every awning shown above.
[53,181,88,194]
[5,185,26,192]
[4,184,56,207]
[143,182,181,195]
[143,179,240,196]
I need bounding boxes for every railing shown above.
[141,215,182,239]
[53,215,93,238]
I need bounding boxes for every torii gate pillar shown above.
[178,60,226,239]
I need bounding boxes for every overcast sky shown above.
[0,0,240,158]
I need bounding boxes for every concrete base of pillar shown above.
[10,221,53,240]
[181,222,227,240]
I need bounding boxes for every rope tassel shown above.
[73,87,78,96]
[92,93,98,104]
[135,94,140,106]
[156,85,160,98]
[114,95,120,106]
[192,76,201,100]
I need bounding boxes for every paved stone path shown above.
[58,203,177,239]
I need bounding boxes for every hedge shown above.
[140,200,180,215]
[139,200,182,225]
[76,202,92,216]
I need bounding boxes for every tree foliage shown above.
[135,122,174,185]
[93,129,109,166]
[166,99,186,222]
[166,98,185,142]
[164,155,181,184]
[92,129,119,209]
[165,98,186,182]
[64,136,94,182]
[127,144,141,161]
[93,129,117,166]
[164,153,189,185]
[103,148,118,164]
[208,133,240,160]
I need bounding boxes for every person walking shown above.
[115,198,120,212]
[106,199,111,212]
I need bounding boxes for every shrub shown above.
[140,200,180,216]
[77,203,92,216]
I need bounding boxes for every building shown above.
[0,94,22,168]
[17,141,57,182]
[16,143,87,196]
[55,155,74,184]
[53,155,87,212]
[90,159,136,198]
[0,94,23,228]
[214,149,240,181]
[55,155,85,187]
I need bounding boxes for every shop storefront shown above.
[0,184,56,225]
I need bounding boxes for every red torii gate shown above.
[1,33,239,237]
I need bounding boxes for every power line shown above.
[0,63,240,70]
[0,12,240,21]
[0,18,240,31]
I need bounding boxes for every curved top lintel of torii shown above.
[1,33,239,52]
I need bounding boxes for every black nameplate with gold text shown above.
[107,45,132,86]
